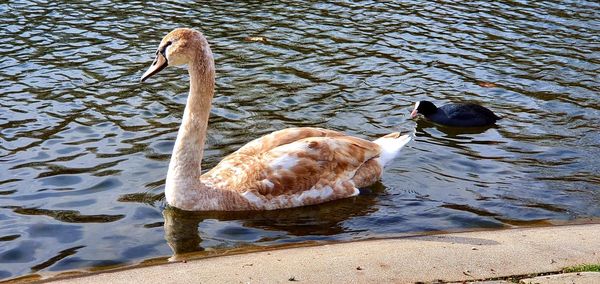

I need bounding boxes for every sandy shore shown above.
[21,224,600,283]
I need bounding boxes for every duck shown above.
[410,100,500,127]
[140,28,412,211]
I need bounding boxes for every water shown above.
[1,0,599,280]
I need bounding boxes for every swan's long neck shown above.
[165,44,215,204]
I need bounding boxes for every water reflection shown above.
[415,119,499,136]
[164,189,380,256]
[5,206,124,223]
[1,0,599,280]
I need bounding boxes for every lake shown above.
[1,0,599,280]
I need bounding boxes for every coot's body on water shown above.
[410,101,500,127]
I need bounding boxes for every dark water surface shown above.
[1,0,599,280]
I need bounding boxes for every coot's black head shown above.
[410,101,438,118]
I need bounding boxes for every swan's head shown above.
[140,28,209,82]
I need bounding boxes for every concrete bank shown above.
[40,224,600,283]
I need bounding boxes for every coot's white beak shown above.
[410,108,418,118]
[410,101,420,118]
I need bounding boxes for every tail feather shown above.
[373,132,412,167]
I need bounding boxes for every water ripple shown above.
[0,0,599,280]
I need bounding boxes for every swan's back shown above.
[201,127,408,210]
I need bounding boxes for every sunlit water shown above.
[1,0,599,280]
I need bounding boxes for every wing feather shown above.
[201,127,383,209]
[234,127,345,156]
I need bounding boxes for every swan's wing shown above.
[202,134,383,210]
[234,127,346,156]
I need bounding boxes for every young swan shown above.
[141,28,412,211]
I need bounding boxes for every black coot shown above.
[410,101,500,127]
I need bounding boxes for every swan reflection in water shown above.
[163,184,384,257]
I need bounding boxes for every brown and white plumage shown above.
[140,28,411,211]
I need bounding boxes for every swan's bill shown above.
[141,53,168,82]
